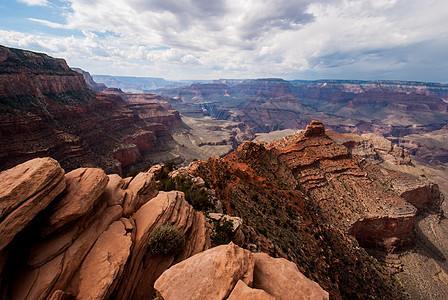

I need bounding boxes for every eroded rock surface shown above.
[0,158,209,300]
[253,252,329,300]
[0,45,182,175]
[155,243,328,300]
[115,191,210,299]
[43,168,109,236]
[0,157,66,251]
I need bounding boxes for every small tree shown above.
[147,224,186,255]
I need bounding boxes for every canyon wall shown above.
[190,120,436,298]
[0,46,182,175]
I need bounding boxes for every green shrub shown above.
[147,224,186,255]
[211,219,234,246]
[157,175,212,211]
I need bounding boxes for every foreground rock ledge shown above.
[154,242,329,300]
[0,157,209,299]
[0,157,66,252]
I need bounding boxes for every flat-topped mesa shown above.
[0,45,88,98]
[303,120,326,137]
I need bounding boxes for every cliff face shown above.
[72,68,107,92]
[0,46,181,175]
[0,46,87,98]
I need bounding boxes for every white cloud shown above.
[27,18,69,29]
[17,0,48,6]
[3,0,448,81]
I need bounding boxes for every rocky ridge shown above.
[0,156,331,300]
[191,120,444,298]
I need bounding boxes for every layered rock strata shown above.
[270,121,418,251]
[0,46,181,175]
[328,130,445,213]
[155,78,448,137]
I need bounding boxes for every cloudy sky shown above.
[1,0,447,82]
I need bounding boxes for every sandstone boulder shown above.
[155,243,329,300]
[252,252,329,300]
[11,205,123,300]
[154,242,254,300]
[122,171,157,217]
[227,280,276,300]
[43,168,108,235]
[0,157,66,251]
[100,174,127,206]
[0,159,209,300]
[70,220,132,300]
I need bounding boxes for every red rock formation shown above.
[157,78,448,136]
[0,46,87,98]
[114,191,210,299]
[0,158,210,299]
[191,121,439,298]
[328,130,445,213]
[110,144,142,168]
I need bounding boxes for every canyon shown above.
[152,78,448,167]
[2,120,444,298]
[0,46,240,176]
[191,120,446,299]
[1,45,448,299]
[0,45,184,175]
